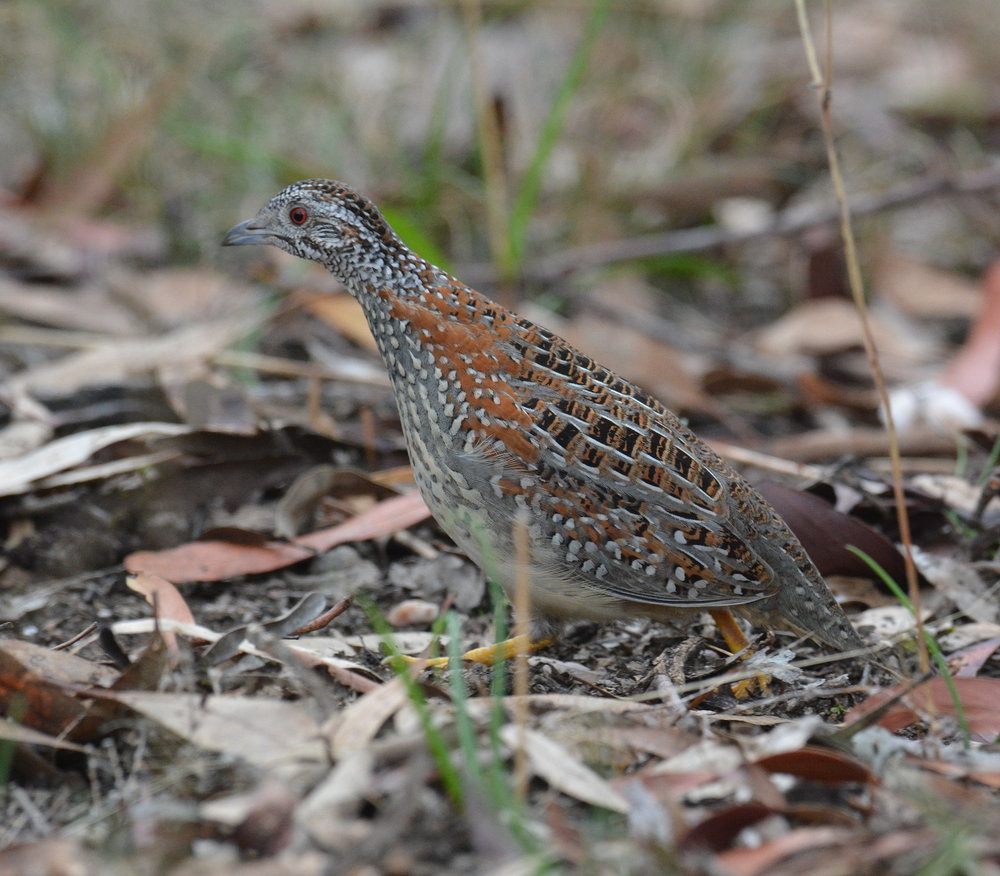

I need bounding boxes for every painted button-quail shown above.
[223,180,863,679]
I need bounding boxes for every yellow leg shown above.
[403,634,555,668]
[708,610,770,698]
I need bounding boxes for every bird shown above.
[223,179,864,689]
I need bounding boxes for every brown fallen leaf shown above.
[756,480,907,583]
[911,756,1000,791]
[124,491,430,582]
[275,465,399,539]
[0,639,117,688]
[942,259,1000,407]
[753,745,876,786]
[679,801,776,853]
[949,636,1000,678]
[712,826,853,876]
[303,291,378,352]
[875,248,982,319]
[846,677,1000,742]
[754,297,924,364]
[0,640,110,740]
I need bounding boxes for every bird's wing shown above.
[448,404,779,608]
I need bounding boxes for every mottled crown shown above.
[278,179,397,244]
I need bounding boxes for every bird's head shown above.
[222,179,402,282]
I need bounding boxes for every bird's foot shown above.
[399,634,554,668]
[730,671,772,699]
[709,609,771,699]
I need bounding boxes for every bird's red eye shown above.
[289,206,308,225]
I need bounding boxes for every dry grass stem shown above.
[794,0,927,673]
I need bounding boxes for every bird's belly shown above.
[403,423,641,621]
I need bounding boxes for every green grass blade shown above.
[446,611,485,792]
[845,545,970,747]
[506,0,613,274]
[362,599,466,808]
[978,433,1000,486]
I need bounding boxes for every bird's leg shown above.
[709,609,770,698]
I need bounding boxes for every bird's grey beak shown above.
[222,218,272,246]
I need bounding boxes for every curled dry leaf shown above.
[275,464,343,539]
[753,745,876,787]
[325,677,410,756]
[110,617,380,694]
[202,592,327,665]
[679,801,777,853]
[0,422,191,497]
[126,573,196,653]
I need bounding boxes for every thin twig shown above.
[52,621,99,651]
[292,595,353,635]
[461,163,1000,286]
[794,0,926,673]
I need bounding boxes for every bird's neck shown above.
[324,229,473,321]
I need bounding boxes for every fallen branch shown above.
[490,163,1000,284]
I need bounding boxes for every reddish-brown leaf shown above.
[753,745,876,786]
[942,259,1000,406]
[0,642,96,740]
[679,802,776,852]
[712,826,854,876]
[847,677,1000,742]
[756,481,907,583]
